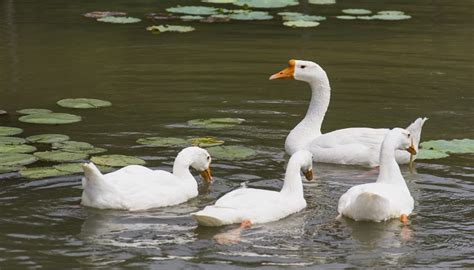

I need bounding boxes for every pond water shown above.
[0,0,473,268]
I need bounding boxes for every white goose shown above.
[192,150,313,227]
[270,59,427,167]
[337,128,416,222]
[81,146,212,211]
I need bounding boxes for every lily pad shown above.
[416,149,450,160]
[201,14,231,23]
[181,15,205,21]
[17,108,52,115]
[91,155,146,167]
[229,11,273,20]
[0,166,23,174]
[342,9,372,15]
[57,98,112,109]
[420,139,474,154]
[0,126,23,136]
[26,134,70,144]
[207,145,256,160]
[0,110,7,115]
[0,137,27,145]
[336,15,357,20]
[278,12,326,21]
[0,153,37,166]
[372,14,411,20]
[202,0,235,3]
[189,137,225,147]
[147,25,195,33]
[136,137,188,147]
[83,11,127,18]
[54,163,115,174]
[20,167,70,179]
[97,16,141,24]
[187,117,245,128]
[52,141,94,151]
[19,113,82,125]
[284,20,320,28]
[146,13,180,20]
[233,0,298,8]
[166,6,218,15]
[309,0,336,4]
[0,144,36,154]
[34,151,88,162]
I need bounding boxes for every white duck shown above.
[81,146,212,211]
[192,150,313,227]
[270,59,427,167]
[337,128,416,222]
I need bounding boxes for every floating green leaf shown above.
[187,117,245,128]
[57,98,112,109]
[202,0,235,3]
[0,126,23,136]
[309,0,336,4]
[166,6,218,15]
[416,149,450,160]
[20,167,70,179]
[91,155,146,167]
[136,137,188,147]
[342,9,372,15]
[0,110,7,115]
[233,0,298,8]
[336,15,357,20]
[0,153,37,166]
[377,10,405,16]
[19,113,81,125]
[181,15,205,21]
[16,108,52,115]
[372,14,411,20]
[278,12,326,21]
[34,151,88,162]
[0,165,23,173]
[53,163,114,174]
[83,11,127,18]
[229,11,273,20]
[0,137,27,145]
[284,20,320,28]
[52,141,94,151]
[97,16,141,24]
[26,134,70,144]
[147,25,196,33]
[207,145,256,160]
[0,144,36,154]
[69,147,107,155]
[421,139,474,154]
[189,137,225,147]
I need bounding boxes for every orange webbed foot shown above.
[240,219,252,229]
[400,214,409,224]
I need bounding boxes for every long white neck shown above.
[280,158,304,198]
[285,77,331,154]
[376,140,408,190]
[172,152,197,185]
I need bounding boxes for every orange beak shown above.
[200,167,213,183]
[406,143,417,155]
[303,169,314,181]
[269,59,295,80]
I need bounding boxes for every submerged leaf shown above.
[136,137,188,147]
[0,126,23,136]
[207,145,256,160]
[189,137,225,147]
[0,144,36,154]
[19,113,81,125]
[284,20,320,27]
[187,117,245,128]
[20,167,70,179]
[0,153,37,166]
[34,151,88,162]
[147,25,195,33]
[91,155,146,167]
[97,16,141,24]
[57,98,112,109]
[0,137,27,145]
[26,134,70,144]
[166,6,218,15]
[17,108,52,115]
[233,0,298,8]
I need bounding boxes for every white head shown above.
[386,128,417,155]
[288,150,314,181]
[175,146,213,183]
[269,59,328,84]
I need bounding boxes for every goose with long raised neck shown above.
[270,59,427,167]
[81,146,213,211]
[337,128,416,222]
[192,150,314,227]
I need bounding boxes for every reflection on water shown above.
[0,0,473,268]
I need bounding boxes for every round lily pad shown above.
[309,0,336,4]
[189,137,225,147]
[336,15,357,20]
[284,20,320,28]
[233,0,298,8]
[146,25,195,33]
[53,163,115,174]
[0,166,24,173]
[229,11,273,20]
[0,144,36,154]
[0,137,27,145]
[207,145,256,160]
[0,110,7,115]
[97,16,141,24]
[278,12,326,22]
[34,151,88,162]
[91,155,146,167]
[416,149,450,160]
[26,134,70,144]
[0,126,23,136]
[420,139,474,154]
[372,14,411,20]
[136,137,188,147]
[16,108,52,115]
[19,113,81,125]
[0,153,37,166]
[202,0,235,3]
[342,9,372,15]
[181,15,205,21]
[377,10,405,16]
[69,147,107,155]
[166,6,218,15]
[20,167,70,179]
[52,141,94,151]
[57,98,112,109]
[83,11,127,18]
[187,118,245,128]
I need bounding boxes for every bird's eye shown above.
[407,133,411,138]
[207,156,210,160]
[301,65,306,69]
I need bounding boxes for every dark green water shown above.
[0,0,473,268]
